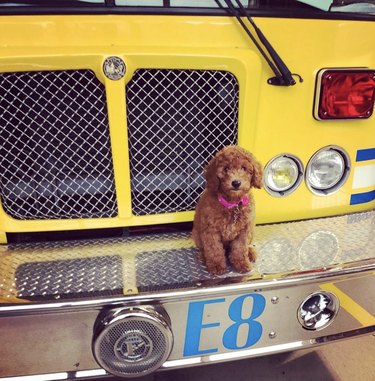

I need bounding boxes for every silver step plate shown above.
[1,211,374,302]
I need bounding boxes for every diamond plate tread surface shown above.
[0,211,374,302]
[15,256,123,300]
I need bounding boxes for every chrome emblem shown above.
[93,306,173,376]
[114,331,153,362]
[103,56,126,80]
[298,291,339,330]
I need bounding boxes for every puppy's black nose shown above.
[232,180,241,189]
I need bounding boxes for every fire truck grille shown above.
[126,69,239,215]
[0,70,117,220]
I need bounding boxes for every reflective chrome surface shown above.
[0,211,374,378]
[297,291,340,330]
[103,56,126,80]
[1,210,374,304]
[93,306,173,378]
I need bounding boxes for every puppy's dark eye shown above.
[241,166,247,172]
[224,166,230,173]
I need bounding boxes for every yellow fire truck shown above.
[0,0,374,379]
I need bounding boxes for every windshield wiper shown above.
[219,0,302,86]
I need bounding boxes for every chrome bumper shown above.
[0,211,374,378]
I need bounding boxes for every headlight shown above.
[264,155,303,196]
[306,147,350,195]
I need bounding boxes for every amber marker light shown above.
[314,69,375,120]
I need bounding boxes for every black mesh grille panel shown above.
[126,69,239,215]
[0,70,118,220]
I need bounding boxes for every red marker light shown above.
[315,69,375,120]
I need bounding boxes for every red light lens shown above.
[317,70,375,120]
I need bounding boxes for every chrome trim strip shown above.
[1,326,373,380]
[0,373,69,381]
[161,325,375,370]
[0,257,373,316]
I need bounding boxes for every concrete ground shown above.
[103,334,375,381]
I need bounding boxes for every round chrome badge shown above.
[114,331,153,362]
[103,56,126,80]
[297,291,339,330]
[93,306,173,377]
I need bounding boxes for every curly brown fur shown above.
[192,146,263,275]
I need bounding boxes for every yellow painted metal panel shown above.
[0,15,374,234]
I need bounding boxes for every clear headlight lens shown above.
[306,147,350,194]
[264,155,303,196]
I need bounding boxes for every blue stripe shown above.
[350,190,375,205]
[356,148,375,162]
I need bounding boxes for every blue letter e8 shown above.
[223,293,266,350]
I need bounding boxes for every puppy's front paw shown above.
[230,250,253,273]
[248,246,257,262]
[233,258,252,273]
[206,258,227,275]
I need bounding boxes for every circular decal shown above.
[103,56,126,80]
[114,331,153,362]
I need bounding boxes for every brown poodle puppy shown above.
[193,146,263,275]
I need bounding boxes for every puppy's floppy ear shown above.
[251,158,263,189]
[204,156,220,193]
